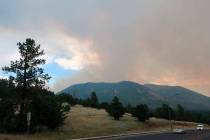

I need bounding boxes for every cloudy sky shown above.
[1,0,210,96]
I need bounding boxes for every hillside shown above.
[61,81,165,108]
[0,105,199,140]
[60,81,210,110]
[144,84,210,110]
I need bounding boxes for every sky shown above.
[1,0,210,96]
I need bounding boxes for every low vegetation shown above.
[106,96,125,120]
[0,105,201,140]
[131,104,150,122]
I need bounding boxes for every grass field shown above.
[0,105,201,140]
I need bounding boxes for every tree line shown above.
[59,92,210,124]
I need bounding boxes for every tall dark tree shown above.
[106,96,125,120]
[3,38,51,90]
[90,92,99,108]
[175,104,185,121]
[155,104,175,120]
[132,104,150,122]
[2,38,51,132]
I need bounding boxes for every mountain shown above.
[60,81,210,110]
[144,84,210,110]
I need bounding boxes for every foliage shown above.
[153,103,210,125]
[2,38,51,89]
[131,104,150,122]
[89,92,99,108]
[56,93,76,106]
[0,78,17,99]
[29,93,66,130]
[76,92,99,108]
[0,38,66,133]
[155,104,175,120]
[99,102,110,110]
[106,97,125,120]
[0,99,18,133]
[175,104,185,121]
[125,104,133,113]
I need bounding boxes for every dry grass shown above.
[0,105,201,140]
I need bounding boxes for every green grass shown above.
[0,105,201,140]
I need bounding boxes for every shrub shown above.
[106,97,125,120]
[131,104,150,122]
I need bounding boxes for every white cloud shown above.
[52,31,100,70]
[0,24,101,71]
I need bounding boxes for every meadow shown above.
[0,105,201,140]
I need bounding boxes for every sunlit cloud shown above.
[53,33,100,70]
[0,24,101,71]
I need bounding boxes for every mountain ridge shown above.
[60,81,210,110]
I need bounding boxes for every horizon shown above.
[1,0,210,96]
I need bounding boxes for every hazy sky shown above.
[1,0,210,96]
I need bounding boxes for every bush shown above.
[56,93,76,106]
[100,102,110,110]
[28,93,66,131]
[155,104,175,120]
[131,104,150,122]
[0,99,19,133]
[106,97,125,120]
[0,89,67,133]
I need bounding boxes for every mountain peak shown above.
[118,81,141,85]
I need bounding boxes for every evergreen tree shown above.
[0,98,18,133]
[56,93,76,106]
[132,104,150,122]
[176,104,185,121]
[106,96,125,120]
[90,92,99,108]
[155,104,175,120]
[0,78,16,99]
[29,94,66,130]
[1,38,65,133]
[3,38,51,90]
[125,104,133,113]
[100,102,110,110]
[2,38,51,132]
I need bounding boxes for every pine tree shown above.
[3,38,51,90]
[2,38,51,132]
[106,96,125,120]
[176,104,185,121]
[132,104,150,122]
[90,92,99,108]
[155,104,175,120]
